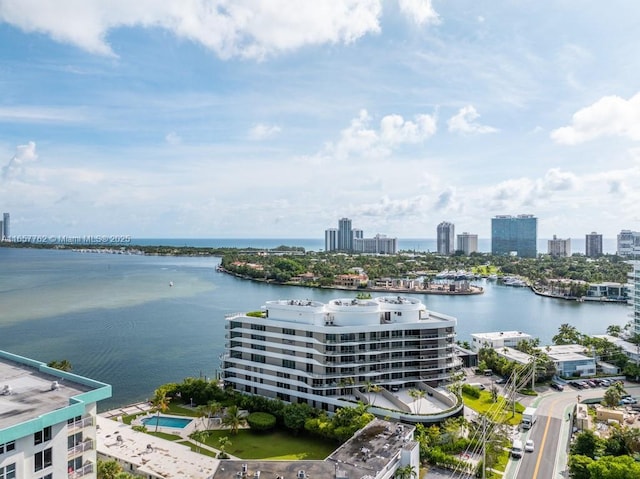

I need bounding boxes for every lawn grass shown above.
[204,429,337,460]
[180,440,219,458]
[148,431,182,441]
[462,391,523,426]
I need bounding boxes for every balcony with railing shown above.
[68,439,94,458]
[68,462,94,479]
[67,417,94,433]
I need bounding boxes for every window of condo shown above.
[282,359,296,369]
[34,426,52,445]
[34,448,52,471]
[38,474,53,479]
[251,324,265,331]
[283,328,296,335]
[0,463,16,479]
[0,441,15,454]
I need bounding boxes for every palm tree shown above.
[395,464,417,479]
[197,400,222,429]
[47,359,72,372]
[191,430,209,453]
[221,405,246,435]
[151,390,170,433]
[97,459,123,479]
[218,436,232,458]
[408,388,425,414]
[364,381,381,406]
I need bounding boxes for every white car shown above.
[525,439,535,452]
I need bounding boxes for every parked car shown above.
[525,439,535,452]
[621,397,638,405]
[511,440,524,458]
[495,377,507,384]
[550,382,564,391]
[587,380,597,388]
[600,379,611,387]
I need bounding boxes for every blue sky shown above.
[1,1,639,239]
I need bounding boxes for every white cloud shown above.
[380,114,437,145]
[327,109,437,160]
[397,0,440,26]
[550,92,640,144]
[248,123,282,141]
[447,105,498,134]
[0,0,383,58]
[165,132,182,145]
[2,141,38,181]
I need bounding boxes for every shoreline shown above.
[217,267,484,296]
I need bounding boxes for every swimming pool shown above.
[142,415,193,429]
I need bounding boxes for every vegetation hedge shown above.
[246,412,276,431]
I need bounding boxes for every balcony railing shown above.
[68,439,94,457]
[68,417,93,433]
[68,462,94,479]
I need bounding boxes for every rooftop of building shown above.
[495,347,532,365]
[471,331,532,341]
[211,418,416,479]
[97,416,220,479]
[542,344,593,362]
[0,351,106,432]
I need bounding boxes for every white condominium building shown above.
[0,350,111,479]
[618,230,640,257]
[222,296,462,423]
[470,331,533,352]
[630,261,640,336]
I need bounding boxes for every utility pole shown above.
[531,356,536,391]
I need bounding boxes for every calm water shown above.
[0,247,629,410]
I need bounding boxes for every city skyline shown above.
[1,3,640,238]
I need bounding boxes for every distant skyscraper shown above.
[585,232,603,258]
[337,217,353,251]
[491,214,537,258]
[617,230,640,258]
[324,228,338,252]
[2,212,8,240]
[457,232,478,255]
[548,235,571,257]
[437,222,455,255]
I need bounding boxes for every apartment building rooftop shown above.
[212,419,417,479]
[0,351,110,434]
[97,416,219,478]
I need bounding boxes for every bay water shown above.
[0,246,628,410]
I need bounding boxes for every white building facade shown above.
[470,331,533,352]
[618,230,640,258]
[548,235,571,257]
[631,261,640,336]
[456,232,478,255]
[352,234,398,254]
[0,350,111,479]
[222,296,462,423]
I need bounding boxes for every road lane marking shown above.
[532,398,560,479]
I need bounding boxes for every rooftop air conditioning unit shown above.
[51,381,60,390]
[2,385,11,395]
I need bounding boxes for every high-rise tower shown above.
[2,212,8,240]
[491,214,537,258]
[585,232,603,258]
[338,217,353,251]
[436,222,455,255]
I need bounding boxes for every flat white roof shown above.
[471,331,532,341]
[97,416,219,479]
[543,344,593,362]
